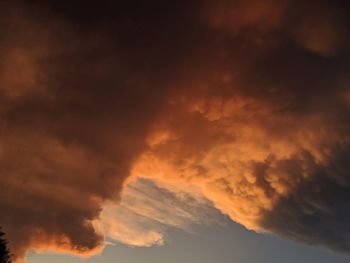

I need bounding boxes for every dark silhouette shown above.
[0,228,11,263]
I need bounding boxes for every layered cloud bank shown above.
[1,1,350,262]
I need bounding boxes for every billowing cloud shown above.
[1,0,350,262]
[0,1,185,261]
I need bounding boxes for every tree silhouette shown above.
[0,228,11,263]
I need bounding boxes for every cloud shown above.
[260,146,350,252]
[128,0,350,251]
[1,0,350,262]
[0,1,183,261]
[101,178,221,247]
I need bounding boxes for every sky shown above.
[1,1,350,263]
[27,223,350,263]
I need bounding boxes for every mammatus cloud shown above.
[1,0,350,262]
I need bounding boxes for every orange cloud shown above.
[130,92,342,228]
[1,1,350,262]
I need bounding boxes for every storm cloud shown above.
[1,1,350,262]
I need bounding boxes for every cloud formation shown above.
[101,178,221,247]
[0,1,184,261]
[1,0,350,262]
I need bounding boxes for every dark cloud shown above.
[1,0,350,262]
[0,0,196,260]
[260,146,350,252]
